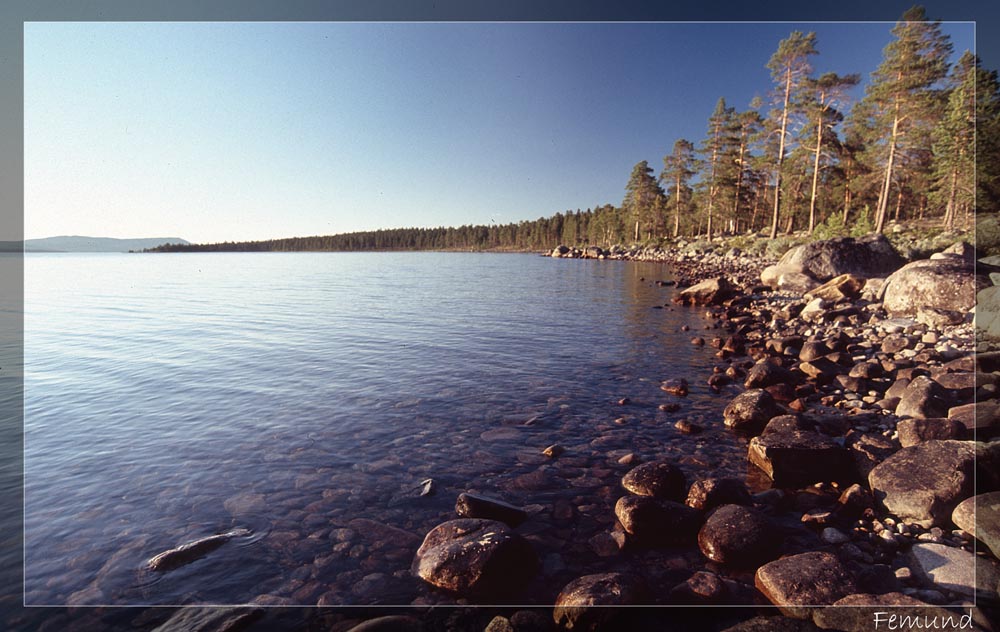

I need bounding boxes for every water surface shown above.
[24,252,748,605]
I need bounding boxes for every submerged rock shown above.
[454,492,528,527]
[411,519,538,596]
[144,528,252,572]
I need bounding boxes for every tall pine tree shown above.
[661,139,699,238]
[766,31,818,238]
[855,6,952,233]
[801,72,860,232]
[623,161,664,242]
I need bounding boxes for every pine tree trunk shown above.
[674,174,681,238]
[733,141,746,230]
[770,68,793,240]
[893,188,903,222]
[875,110,900,234]
[944,168,958,229]
[809,116,823,233]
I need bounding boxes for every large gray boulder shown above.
[755,551,859,619]
[883,257,989,317]
[868,440,976,527]
[811,593,959,632]
[953,492,1000,557]
[411,519,537,596]
[908,542,1000,602]
[761,235,904,291]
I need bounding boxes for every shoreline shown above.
[11,236,999,632]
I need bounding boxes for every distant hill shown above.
[23,236,191,253]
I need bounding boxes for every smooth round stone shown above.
[553,572,646,631]
[697,504,780,567]
[621,460,687,501]
[685,478,753,512]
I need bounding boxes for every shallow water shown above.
[23,251,749,606]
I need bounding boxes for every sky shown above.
[24,20,976,243]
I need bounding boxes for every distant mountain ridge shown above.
[23,236,191,253]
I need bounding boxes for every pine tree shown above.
[623,161,665,241]
[732,100,765,233]
[661,139,699,238]
[766,31,818,238]
[800,72,860,232]
[699,97,740,237]
[855,6,952,233]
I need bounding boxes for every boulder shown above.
[698,504,780,567]
[760,264,821,293]
[454,493,528,527]
[744,361,796,389]
[411,519,537,596]
[675,277,738,306]
[895,418,965,447]
[550,245,570,257]
[552,573,646,631]
[798,341,831,362]
[811,593,958,632]
[908,542,1000,601]
[883,257,989,317]
[748,430,853,487]
[952,492,1000,557]
[976,285,1000,340]
[868,440,976,528]
[804,273,866,303]
[755,551,859,619]
[766,235,904,287]
[621,461,687,501]
[685,478,753,511]
[669,571,729,604]
[614,495,701,545]
[723,389,782,435]
[895,376,951,419]
[846,432,899,480]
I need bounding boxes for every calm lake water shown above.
[23,252,750,606]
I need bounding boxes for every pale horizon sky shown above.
[25,20,975,244]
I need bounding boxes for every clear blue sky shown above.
[24,21,974,243]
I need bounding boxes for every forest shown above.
[151,7,1000,254]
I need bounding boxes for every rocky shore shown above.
[14,234,1000,632]
[531,234,999,631]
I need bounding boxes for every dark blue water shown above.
[22,252,748,606]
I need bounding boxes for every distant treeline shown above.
[153,7,1000,254]
[148,205,621,252]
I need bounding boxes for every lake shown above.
[23,251,750,606]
